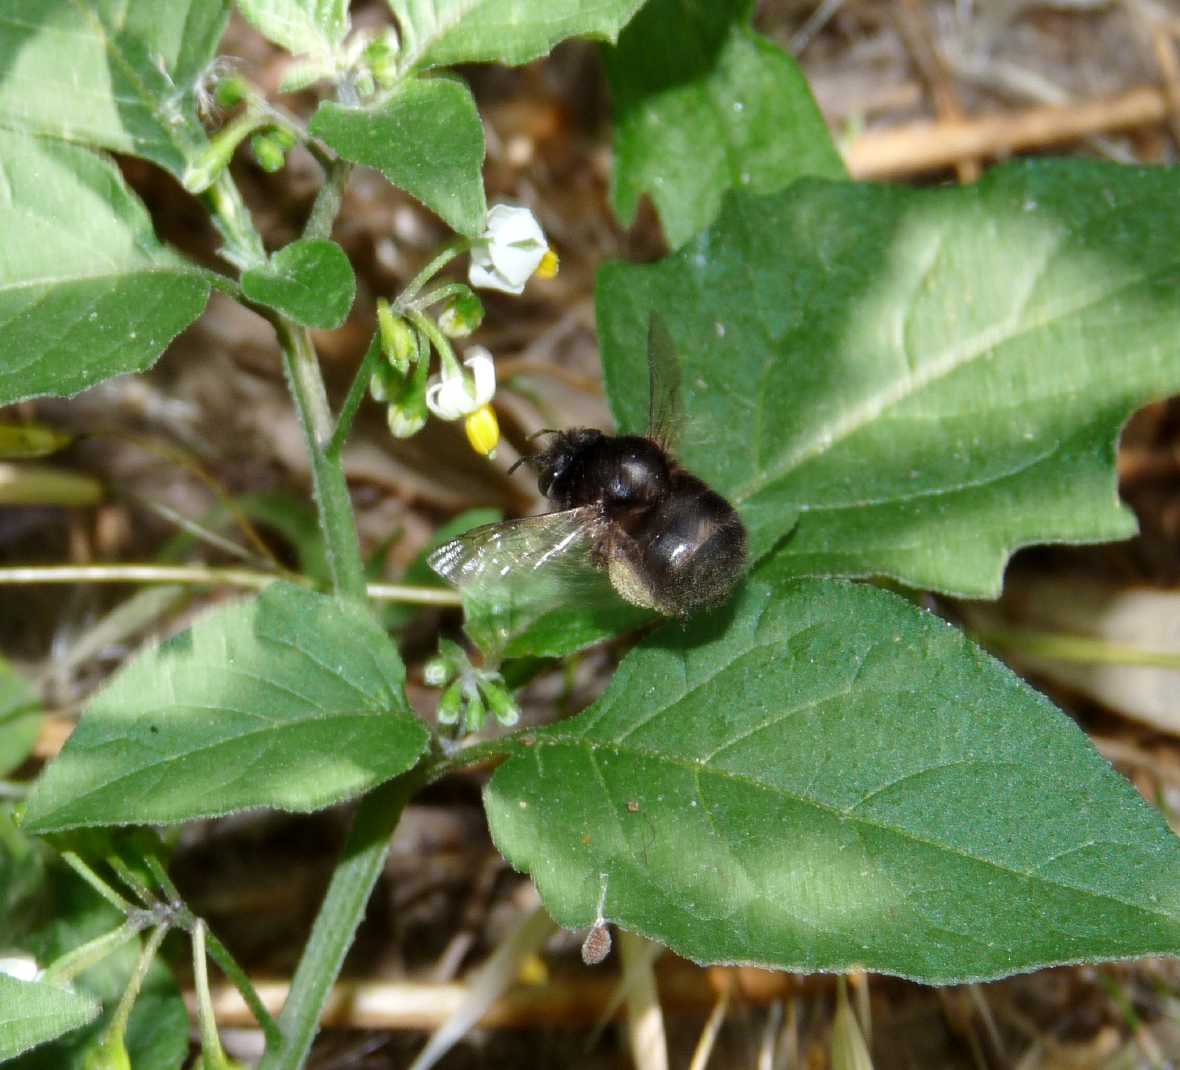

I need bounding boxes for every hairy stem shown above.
[257,771,427,1070]
[275,319,368,603]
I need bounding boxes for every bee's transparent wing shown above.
[647,312,684,450]
[428,506,621,653]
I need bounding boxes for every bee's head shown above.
[512,428,604,502]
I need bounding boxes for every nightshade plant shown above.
[2,0,1180,1066]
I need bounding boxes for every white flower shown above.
[0,954,41,982]
[468,204,549,295]
[425,347,496,420]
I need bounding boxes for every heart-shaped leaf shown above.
[310,75,485,236]
[487,576,1180,983]
[598,161,1180,597]
[22,582,429,832]
[241,239,356,329]
[0,132,210,406]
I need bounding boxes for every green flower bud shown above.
[387,399,427,439]
[365,30,399,89]
[438,291,484,338]
[214,75,249,109]
[438,681,464,725]
[423,657,451,687]
[251,132,286,173]
[464,686,486,732]
[480,678,520,727]
[269,125,298,151]
[378,299,416,374]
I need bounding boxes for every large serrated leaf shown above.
[0,976,99,1062]
[310,75,485,235]
[486,577,1180,983]
[22,582,429,832]
[0,131,210,405]
[597,161,1180,598]
[237,0,350,56]
[606,0,844,249]
[387,0,646,70]
[0,0,229,177]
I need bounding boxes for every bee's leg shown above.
[600,529,663,613]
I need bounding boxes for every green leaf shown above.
[22,582,429,832]
[237,0,350,55]
[0,660,42,779]
[310,75,485,235]
[0,976,99,1061]
[605,0,844,249]
[0,131,210,406]
[487,577,1180,983]
[241,239,356,329]
[388,0,647,69]
[597,161,1180,598]
[0,0,229,177]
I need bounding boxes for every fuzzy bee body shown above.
[428,317,747,625]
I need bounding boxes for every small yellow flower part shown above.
[464,403,500,458]
[535,249,559,280]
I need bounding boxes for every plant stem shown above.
[305,159,354,242]
[976,627,1180,669]
[327,333,382,459]
[39,919,144,984]
[397,239,468,307]
[61,852,133,914]
[0,564,461,605]
[257,770,427,1070]
[274,318,368,603]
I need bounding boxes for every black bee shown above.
[428,316,747,632]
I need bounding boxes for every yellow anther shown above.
[464,403,500,458]
[535,248,559,280]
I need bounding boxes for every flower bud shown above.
[464,686,486,732]
[438,292,484,338]
[423,656,451,687]
[377,299,416,374]
[438,681,464,725]
[365,30,399,88]
[214,75,249,109]
[480,678,520,727]
[251,132,286,173]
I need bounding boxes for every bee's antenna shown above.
[527,428,561,442]
[507,455,532,476]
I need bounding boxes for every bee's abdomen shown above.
[633,473,747,615]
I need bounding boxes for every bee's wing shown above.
[646,312,684,450]
[428,506,618,650]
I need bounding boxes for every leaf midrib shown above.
[733,253,1180,504]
